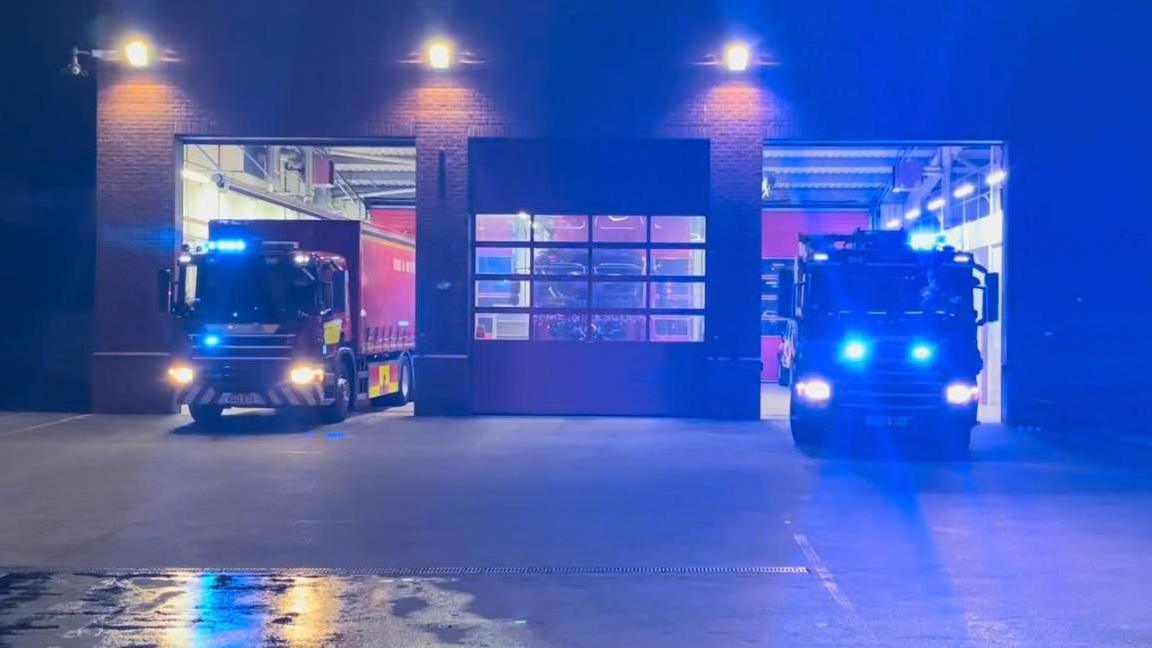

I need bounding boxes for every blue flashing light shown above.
[909,232,942,251]
[203,334,221,348]
[208,238,248,253]
[841,338,870,363]
[910,343,935,363]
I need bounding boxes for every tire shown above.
[789,396,825,448]
[777,364,792,387]
[380,357,413,407]
[790,419,825,447]
[320,362,352,424]
[189,405,224,427]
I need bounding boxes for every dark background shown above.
[2,1,1149,426]
[1,1,96,410]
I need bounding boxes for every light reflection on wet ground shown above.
[0,571,534,647]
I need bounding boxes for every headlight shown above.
[945,382,979,405]
[167,364,195,385]
[796,378,832,402]
[290,365,325,385]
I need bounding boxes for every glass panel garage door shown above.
[473,213,706,343]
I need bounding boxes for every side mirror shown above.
[158,268,173,314]
[776,269,795,318]
[332,270,348,312]
[981,272,1000,324]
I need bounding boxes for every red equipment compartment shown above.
[207,219,416,357]
[360,230,415,354]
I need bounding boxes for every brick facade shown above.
[90,3,806,418]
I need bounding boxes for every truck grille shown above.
[198,360,291,391]
[832,340,948,410]
[190,333,296,360]
[835,373,946,410]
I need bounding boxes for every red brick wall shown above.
[91,6,799,417]
[92,76,187,412]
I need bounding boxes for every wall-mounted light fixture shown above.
[123,38,151,67]
[403,38,482,69]
[700,40,777,71]
[427,39,453,69]
[724,43,751,72]
[65,35,174,76]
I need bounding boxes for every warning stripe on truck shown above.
[177,385,323,407]
[367,361,400,398]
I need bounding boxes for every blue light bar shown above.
[203,334,221,348]
[909,232,942,251]
[207,239,248,253]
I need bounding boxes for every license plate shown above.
[219,392,264,406]
[865,415,911,428]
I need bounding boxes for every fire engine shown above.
[776,229,999,454]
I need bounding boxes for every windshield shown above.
[804,263,975,315]
[185,255,319,322]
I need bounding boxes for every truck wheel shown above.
[790,419,825,448]
[777,365,792,387]
[789,392,824,447]
[189,405,224,427]
[320,364,352,424]
[381,357,413,407]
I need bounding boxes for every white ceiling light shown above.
[926,196,947,211]
[986,169,1007,186]
[904,207,922,221]
[952,182,976,199]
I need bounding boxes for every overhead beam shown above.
[763,165,894,175]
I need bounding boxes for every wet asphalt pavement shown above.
[0,402,1150,646]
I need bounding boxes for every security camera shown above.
[762,174,776,199]
[63,48,87,76]
[211,172,228,190]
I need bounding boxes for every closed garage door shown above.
[469,139,710,416]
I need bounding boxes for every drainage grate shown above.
[2,565,809,578]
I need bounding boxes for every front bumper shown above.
[792,399,977,433]
[177,383,327,408]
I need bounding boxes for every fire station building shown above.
[91,2,1028,421]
